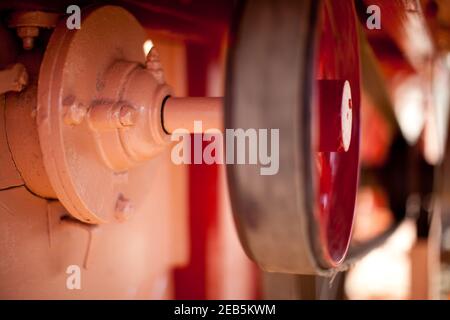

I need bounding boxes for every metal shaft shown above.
[162,97,224,133]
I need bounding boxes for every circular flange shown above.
[226,0,360,274]
[37,6,162,224]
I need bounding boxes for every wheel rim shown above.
[313,1,361,267]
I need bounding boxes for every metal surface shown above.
[0,160,187,299]
[37,6,172,223]
[0,6,191,298]
[0,94,23,190]
[316,0,361,268]
[226,0,360,274]
[5,83,56,198]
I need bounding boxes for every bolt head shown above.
[119,105,137,127]
[115,194,133,222]
[145,47,160,66]
[63,96,87,125]
[10,63,28,92]
[16,27,39,50]
[146,47,165,84]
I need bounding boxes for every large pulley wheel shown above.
[226,0,361,274]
